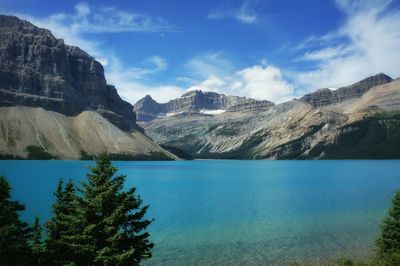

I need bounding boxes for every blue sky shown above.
[1,0,400,103]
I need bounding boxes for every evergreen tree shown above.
[31,215,42,253]
[30,215,44,265]
[69,153,154,265]
[0,175,31,265]
[45,178,77,265]
[377,190,400,259]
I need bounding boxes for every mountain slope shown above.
[0,107,176,159]
[141,77,400,159]
[0,15,174,160]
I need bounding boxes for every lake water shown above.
[1,160,400,265]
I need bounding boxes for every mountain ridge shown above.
[300,73,393,107]
[134,90,274,122]
[135,73,393,123]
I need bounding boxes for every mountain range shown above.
[138,73,400,159]
[1,14,399,160]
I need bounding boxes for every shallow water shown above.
[1,160,400,265]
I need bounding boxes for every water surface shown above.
[1,160,399,265]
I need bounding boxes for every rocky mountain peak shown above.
[141,95,157,103]
[0,14,137,131]
[301,73,393,107]
[134,90,275,122]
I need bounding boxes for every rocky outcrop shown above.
[134,90,274,121]
[0,15,136,131]
[300,73,393,107]
[226,100,274,112]
[133,95,165,122]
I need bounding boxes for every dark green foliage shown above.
[80,151,173,161]
[160,145,193,160]
[307,141,325,158]
[0,153,24,160]
[317,113,400,159]
[26,146,54,160]
[109,151,173,161]
[377,191,400,258]
[31,216,43,254]
[80,150,91,160]
[67,153,154,265]
[30,215,45,265]
[163,139,204,158]
[0,175,31,265]
[45,179,77,265]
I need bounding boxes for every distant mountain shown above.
[300,73,393,107]
[0,15,174,159]
[134,90,274,122]
[141,76,400,159]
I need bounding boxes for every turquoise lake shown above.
[1,160,400,265]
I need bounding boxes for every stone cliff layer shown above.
[0,15,136,131]
[300,73,393,107]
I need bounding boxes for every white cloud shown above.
[106,56,184,103]
[69,2,176,34]
[208,0,258,24]
[74,6,176,33]
[187,75,226,92]
[295,0,400,91]
[301,46,351,61]
[11,2,176,57]
[184,60,294,103]
[95,57,108,66]
[104,55,167,81]
[182,52,294,103]
[116,81,184,104]
[236,66,294,103]
[75,2,90,17]
[185,52,234,79]
[145,56,167,72]
[335,0,392,14]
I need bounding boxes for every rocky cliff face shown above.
[0,15,175,159]
[300,73,393,107]
[134,90,274,121]
[0,15,136,131]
